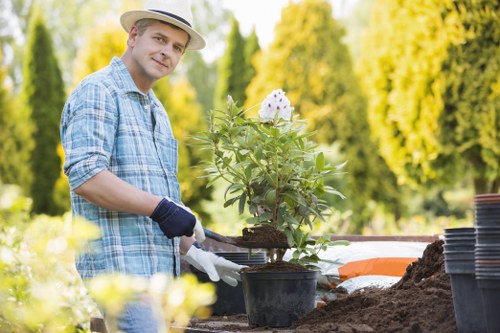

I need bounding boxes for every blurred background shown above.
[1,0,499,236]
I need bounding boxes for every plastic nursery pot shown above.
[241,270,319,328]
[477,278,500,333]
[443,244,475,252]
[190,252,266,316]
[476,229,500,244]
[448,274,487,333]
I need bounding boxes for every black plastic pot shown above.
[241,270,318,328]
[190,251,266,315]
[478,278,500,333]
[449,274,487,333]
[444,228,487,333]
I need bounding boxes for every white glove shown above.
[183,246,247,287]
[166,196,205,242]
[193,219,205,243]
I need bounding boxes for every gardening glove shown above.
[183,245,247,287]
[193,218,206,243]
[178,204,206,243]
[150,198,196,238]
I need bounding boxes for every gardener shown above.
[60,0,245,331]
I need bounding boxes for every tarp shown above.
[284,241,430,292]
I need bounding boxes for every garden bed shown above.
[188,239,455,333]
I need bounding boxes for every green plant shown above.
[0,184,215,332]
[196,89,346,267]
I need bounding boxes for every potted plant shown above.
[196,89,346,327]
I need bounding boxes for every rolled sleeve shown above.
[61,81,117,190]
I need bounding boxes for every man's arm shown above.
[74,169,161,216]
[75,170,200,241]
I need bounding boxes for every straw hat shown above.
[120,0,206,50]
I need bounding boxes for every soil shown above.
[294,239,455,333]
[190,239,456,333]
[233,224,289,249]
[242,260,309,273]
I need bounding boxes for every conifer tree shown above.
[361,0,499,193]
[213,16,246,109]
[0,49,34,191]
[184,51,216,112]
[242,28,260,101]
[21,9,65,215]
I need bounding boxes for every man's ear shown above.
[127,26,139,47]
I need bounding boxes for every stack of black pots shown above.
[443,227,486,333]
[444,193,500,333]
[475,193,500,333]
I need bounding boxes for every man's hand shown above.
[183,246,247,286]
[150,198,196,238]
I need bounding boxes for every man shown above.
[60,1,244,331]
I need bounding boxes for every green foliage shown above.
[0,183,215,332]
[213,16,247,109]
[0,49,34,192]
[245,0,349,139]
[0,184,100,332]
[21,8,65,215]
[73,23,127,84]
[195,91,346,266]
[360,0,499,193]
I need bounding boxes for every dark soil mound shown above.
[294,240,456,333]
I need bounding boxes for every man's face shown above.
[127,21,189,82]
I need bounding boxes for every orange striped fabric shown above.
[338,257,416,281]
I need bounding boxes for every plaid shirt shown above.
[61,57,181,279]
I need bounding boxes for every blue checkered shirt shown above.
[61,57,181,279]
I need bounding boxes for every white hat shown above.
[120,0,206,50]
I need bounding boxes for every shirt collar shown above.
[110,57,161,108]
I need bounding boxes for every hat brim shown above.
[120,10,206,50]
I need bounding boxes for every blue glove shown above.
[150,198,196,238]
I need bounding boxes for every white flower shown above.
[258,89,294,122]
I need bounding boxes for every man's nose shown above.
[160,44,173,57]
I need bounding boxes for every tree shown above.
[213,16,247,109]
[73,22,126,84]
[242,28,260,100]
[1,0,118,90]
[244,0,401,231]
[21,8,65,215]
[180,0,231,113]
[0,49,34,190]
[360,0,500,194]
[339,0,375,63]
[183,51,217,112]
